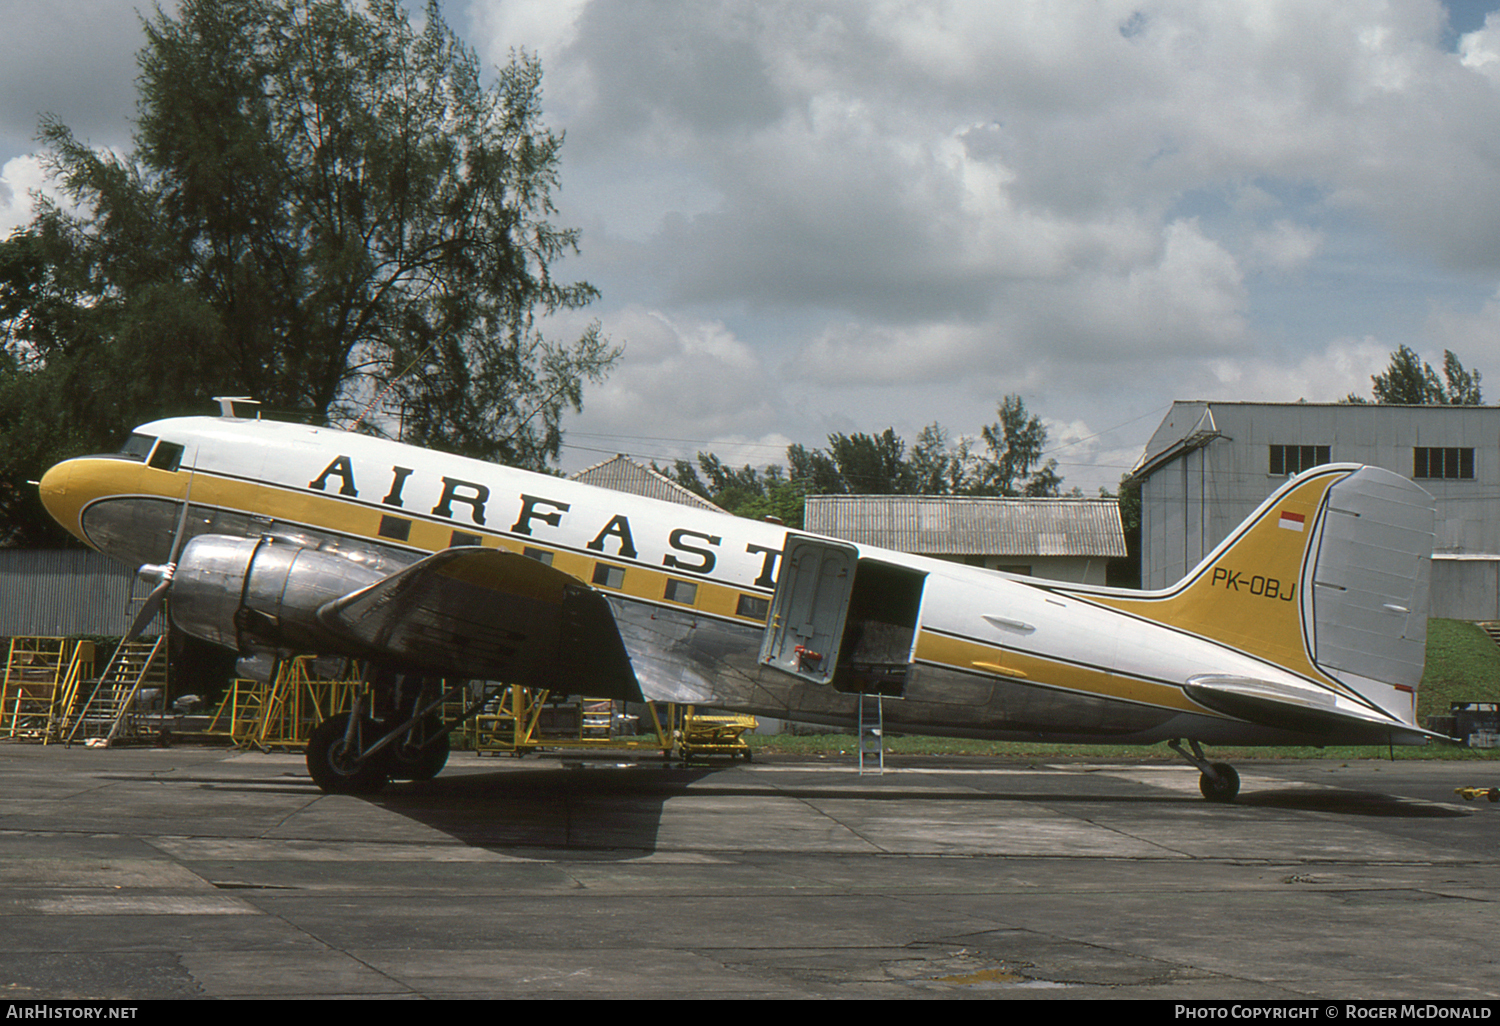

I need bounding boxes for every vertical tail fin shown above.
[1099,465,1434,728]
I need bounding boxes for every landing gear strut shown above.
[388,715,450,782]
[1169,738,1240,802]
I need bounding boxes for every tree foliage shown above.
[1348,345,1483,405]
[664,395,1065,525]
[1,0,614,543]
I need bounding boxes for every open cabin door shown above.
[759,536,856,684]
[758,535,926,697]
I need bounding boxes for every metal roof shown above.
[805,495,1127,558]
[571,455,727,513]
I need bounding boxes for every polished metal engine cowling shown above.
[169,535,386,653]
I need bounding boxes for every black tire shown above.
[1199,761,1240,802]
[388,718,450,782]
[307,713,389,794]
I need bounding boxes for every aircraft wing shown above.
[316,547,640,699]
[1183,675,1440,744]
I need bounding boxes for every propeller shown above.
[125,458,197,643]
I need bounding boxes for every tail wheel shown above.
[307,713,389,794]
[1199,762,1240,803]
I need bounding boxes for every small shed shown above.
[804,494,1127,585]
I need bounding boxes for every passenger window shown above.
[378,515,412,541]
[664,579,698,605]
[736,594,770,621]
[592,564,625,589]
[148,441,184,471]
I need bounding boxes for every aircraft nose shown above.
[38,459,86,542]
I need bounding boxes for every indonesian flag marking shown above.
[1279,511,1306,531]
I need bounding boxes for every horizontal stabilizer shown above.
[1183,674,1439,744]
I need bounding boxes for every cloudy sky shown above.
[7,0,1500,493]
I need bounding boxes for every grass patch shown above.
[1421,619,1500,719]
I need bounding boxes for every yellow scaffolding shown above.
[467,688,755,761]
[2,638,95,742]
[61,637,168,747]
[469,686,677,756]
[200,667,759,764]
[206,657,365,750]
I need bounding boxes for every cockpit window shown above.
[120,434,156,461]
[148,441,185,472]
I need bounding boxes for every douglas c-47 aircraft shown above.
[39,400,1440,801]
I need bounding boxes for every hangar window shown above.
[1268,444,1329,476]
[1414,447,1474,480]
[523,547,554,566]
[450,531,483,547]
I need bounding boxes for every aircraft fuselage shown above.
[39,414,1431,750]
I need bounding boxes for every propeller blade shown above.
[124,578,172,643]
[165,457,197,564]
[127,451,198,642]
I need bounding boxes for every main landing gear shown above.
[305,674,475,795]
[307,711,389,794]
[1168,738,1241,802]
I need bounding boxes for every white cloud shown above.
[562,306,787,451]
[10,0,1500,498]
[0,154,48,234]
[1459,11,1500,79]
[1246,220,1324,272]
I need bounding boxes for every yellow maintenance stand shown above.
[61,637,167,747]
[468,686,755,763]
[678,707,758,762]
[207,656,365,750]
[1,637,95,742]
[469,686,676,756]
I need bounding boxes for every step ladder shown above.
[63,636,168,747]
[858,693,884,774]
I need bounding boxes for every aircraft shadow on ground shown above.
[353,762,1469,860]
[96,762,1470,835]
[365,764,724,859]
[1235,788,1469,817]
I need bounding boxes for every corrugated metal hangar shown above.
[1132,401,1500,619]
[0,549,137,638]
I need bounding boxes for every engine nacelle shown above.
[168,535,387,654]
